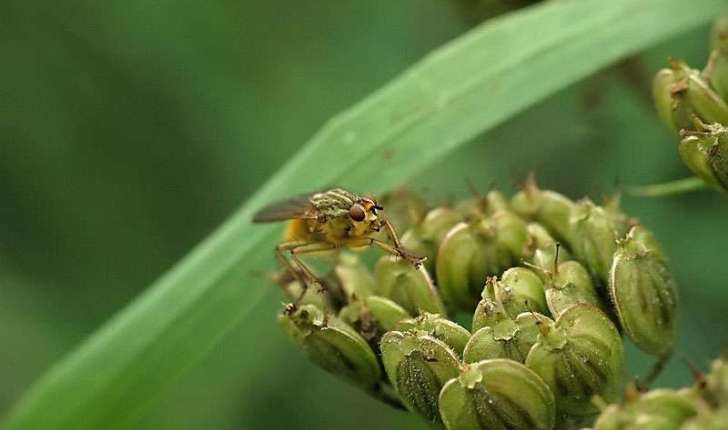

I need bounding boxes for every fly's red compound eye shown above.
[349,204,366,222]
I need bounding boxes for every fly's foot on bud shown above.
[283,302,298,316]
[397,247,425,269]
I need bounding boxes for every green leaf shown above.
[3,0,725,429]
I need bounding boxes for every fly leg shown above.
[276,241,337,325]
[275,240,312,302]
[376,219,425,268]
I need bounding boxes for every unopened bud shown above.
[570,199,621,286]
[610,226,677,357]
[471,295,506,333]
[380,331,461,427]
[525,304,625,416]
[679,121,728,192]
[472,275,541,332]
[707,50,728,105]
[365,295,411,332]
[335,252,376,300]
[523,223,574,275]
[455,189,509,220]
[510,175,578,248]
[653,60,728,133]
[375,255,446,316]
[683,69,728,127]
[695,354,728,408]
[396,312,471,357]
[379,187,429,233]
[438,359,556,430]
[707,16,728,101]
[278,304,382,393]
[338,294,412,339]
[436,212,528,311]
[592,389,697,430]
[338,299,379,341]
[653,67,695,133]
[480,268,548,318]
[464,312,541,363]
[546,260,606,318]
[401,207,464,274]
[682,410,728,430]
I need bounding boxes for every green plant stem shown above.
[629,177,708,197]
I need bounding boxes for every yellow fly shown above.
[254,188,424,303]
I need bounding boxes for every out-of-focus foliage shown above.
[1,1,728,430]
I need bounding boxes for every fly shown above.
[253,188,424,305]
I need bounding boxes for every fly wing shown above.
[252,194,318,222]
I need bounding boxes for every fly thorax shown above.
[316,216,350,242]
[348,218,374,238]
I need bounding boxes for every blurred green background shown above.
[2,1,727,429]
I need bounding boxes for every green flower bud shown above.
[707,16,728,101]
[375,255,446,316]
[683,409,728,430]
[455,189,509,220]
[680,70,728,127]
[463,312,541,363]
[438,359,556,430]
[381,331,461,428]
[278,304,382,393]
[396,312,472,357]
[610,226,677,357]
[653,60,728,132]
[679,121,728,192]
[707,50,728,105]
[523,222,574,275]
[635,390,698,428]
[335,252,376,301]
[365,295,411,332]
[626,223,669,262]
[475,269,548,325]
[592,389,697,430]
[402,207,464,274]
[570,199,621,286]
[589,404,620,430]
[709,355,728,403]
[338,298,379,341]
[492,210,531,257]
[379,187,429,233]
[472,295,506,333]
[600,190,635,237]
[436,221,505,311]
[653,67,694,133]
[682,359,728,430]
[695,355,728,408]
[710,16,728,52]
[510,176,578,248]
[436,212,529,311]
[546,260,606,318]
[338,294,412,341]
[525,304,625,416]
